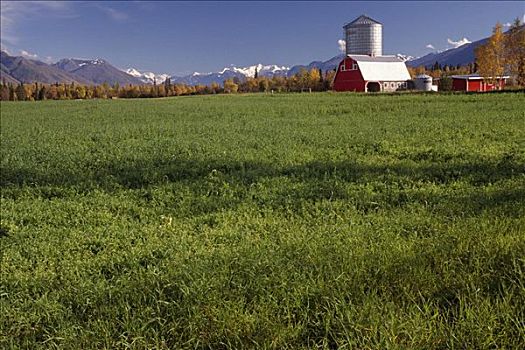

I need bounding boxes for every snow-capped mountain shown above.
[54,58,107,72]
[53,58,143,85]
[172,63,290,86]
[126,68,170,84]
[219,64,290,78]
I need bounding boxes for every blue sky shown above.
[1,1,524,75]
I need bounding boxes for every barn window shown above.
[352,63,358,70]
[391,82,395,88]
[340,64,346,71]
[383,82,389,88]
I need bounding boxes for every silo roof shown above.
[343,15,382,28]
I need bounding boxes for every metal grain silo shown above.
[343,15,382,56]
[414,74,433,91]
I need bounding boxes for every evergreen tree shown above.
[34,82,39,100]
[38,85,47,100]
[164,77,172,95]
[16,83,26,101]
[9,83,17,101]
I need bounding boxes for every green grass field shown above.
[1,92,524,349]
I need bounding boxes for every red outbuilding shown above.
[451,74,509,92]
[333,55,411,92]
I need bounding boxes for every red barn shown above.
[451,74,509,92]
[333,55,411,92]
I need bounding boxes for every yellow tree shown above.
[245,78,259,93]
[223,79,238,93]
[75,85,86,99]
[325,70,336,90]
[476,23,505,87]
[308,68,321,91]
[210,82,221,94]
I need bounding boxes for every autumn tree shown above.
[308,68,321,91]
[223,79,238,93]
[325,70,336,90]
[258,78,269,92]
[243,78,259,93]
[75,85,87,99]
[0,82,9,101]
[476,22,505,87]
[271,76,287,92]
[210,82,222,94]
[296,68,309,91]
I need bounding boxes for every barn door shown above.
[367,82,381,92]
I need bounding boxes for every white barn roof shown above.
[451,74,510,80]
[349,55,411,82]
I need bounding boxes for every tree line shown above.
[0,68,336,101]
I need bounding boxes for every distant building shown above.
[333,55,411,92]
[451,74,509,92]
[335,15,411,92]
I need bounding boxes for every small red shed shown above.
[333,55,411,92]
[451,74,509,92]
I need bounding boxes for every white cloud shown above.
[447,37,471,49]
[338,39,346,53]
[426,44,435,50]
[20,50,38,59]
[503,22,512,28]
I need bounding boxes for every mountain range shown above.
[406,37,487,68]
[169,64,291,86]
[0,28,494,86]
[1,52,143,85]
